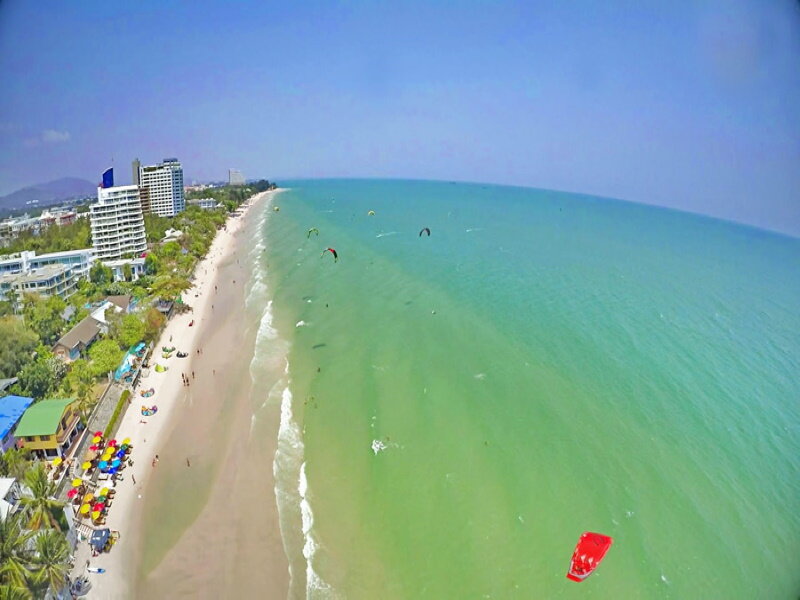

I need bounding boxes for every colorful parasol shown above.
[91,510,101,520]
[92,436,102,444]
[79,504,90,515]
[66,489,78,499]
[81,462,92,470]
[92,502,105,512]
[72,478,83,487]
[122,438,131,445]
[52,457,62,467]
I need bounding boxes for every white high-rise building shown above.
[229,169,245,186]
[90,186,147,261]
[138,158,185,217]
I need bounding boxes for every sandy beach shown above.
[84,190,289,599]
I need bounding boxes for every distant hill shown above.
[0,177,96,215]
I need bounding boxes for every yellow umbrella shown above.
[52,457,62,467]
[122,438,131,445]
[99,487,109,496]
[92,436,102,444]
[83,493,94,503]
[72,478,83,487]
[81,462,92,470]
[91,510,101,520]
[79,504,90,515]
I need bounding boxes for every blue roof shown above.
[0,395,34,441]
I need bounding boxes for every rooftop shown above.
[0,395,34,440]
[14,398,75,438]
[54,316,102,351]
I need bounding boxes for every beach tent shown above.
[90,528,110,552]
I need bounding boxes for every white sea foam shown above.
[375,231,400,238]
[474,372,486,380]
[274,375,335,598]
[296,320,308,328]
[371,439,387,454]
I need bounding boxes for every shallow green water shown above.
[258,180,800,599]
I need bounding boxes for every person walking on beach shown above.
[186,458,191,467]
[132,474,136,484]
[192,371,195,379]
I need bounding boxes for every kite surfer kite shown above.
[307,227,319,238]
[419,227,431,237]
[322,247,338,262]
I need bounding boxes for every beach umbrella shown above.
[92,436,102,444]
[81,462,92,471]
[108,439,117,447]
[83,493,94,503]
[99,487,109,496]
[111,459,121,468]
[52,457,62,467]
[66,489,78,499]
[79,504,90,515]
[72,478,83,487]
[109,467,118,475]
[122,438,131,445]
[89,444,99,451]
[116,450,125,459]
[93,502,105,512]
[93,431,103,437]
[91,511,101,520]
[98,461,108,470]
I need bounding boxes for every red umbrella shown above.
[89,445,99,451]
[108,439,118,447]
[92,502,105,512]
[66,489,78,499]
[93,431,103,437]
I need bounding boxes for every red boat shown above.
[566,532,613,582]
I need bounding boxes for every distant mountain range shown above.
[0,177,97,215]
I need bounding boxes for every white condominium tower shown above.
[137,158,185,217]
[229,169,245,186]
[90,186,148,260]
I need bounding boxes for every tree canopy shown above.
[0,317,37,379]
[88,339,123,377]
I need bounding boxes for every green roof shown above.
[14,398,75,437]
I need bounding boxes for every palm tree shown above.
[30,530,70,599]
[0,584,31,600]
[19,465,64,531]
[0,512,34,591]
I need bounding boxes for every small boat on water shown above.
[566,532,613,582]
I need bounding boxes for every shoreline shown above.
[84,189,288,599]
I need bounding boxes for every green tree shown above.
[17,359,55,400]
[23,296,66,346]
[88,339,123,377]
[0,317,38,379]
[89,262,113,285]
[29,529,70,598]
[151,275,191,301]
[122,263,132,282]
[143,307,166,341]
[0,512,34,590]
[19,464,64,531]
[144,253,160,276]
[0,449,31,481]
[117,313,145,348]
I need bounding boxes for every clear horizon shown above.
[1,1,798,235]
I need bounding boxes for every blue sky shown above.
[1,0,798,235]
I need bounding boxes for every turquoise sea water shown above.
[255,180,799,599]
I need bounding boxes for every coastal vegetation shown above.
[0,185,266,401]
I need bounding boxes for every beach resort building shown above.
[0,395,34,453]
[102,257,146,282]
[0,479,22,519]
[53,295,133,361]
[52,316,103,363]
[90,185,147,261]
[0,249,96,280]
[14,398,81,460]
[137,158,185,217]
[0,264,78,302]
[229,169,245,186]
[188,197,220,210]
